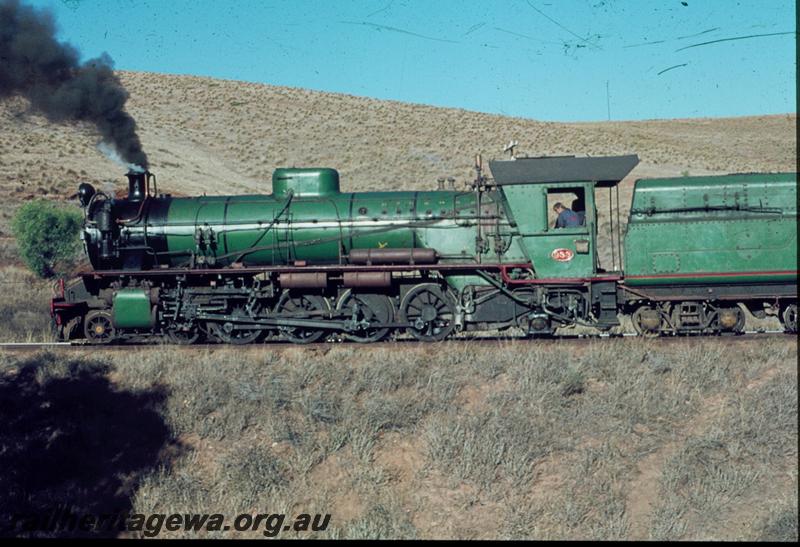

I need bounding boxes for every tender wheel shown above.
[337,291,394,343]
[632,305,662,337]
[274,293,330,344]
[165,324,201,345]
[84,310,116,344]
[717,306,745,334]
[208,305,262,345]
[782,303,798,333]
[400,283,456,342]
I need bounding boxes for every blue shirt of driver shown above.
[555,208,582,228]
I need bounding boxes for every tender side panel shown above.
[624,173,797,286]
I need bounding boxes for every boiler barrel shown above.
[146,168,474,267]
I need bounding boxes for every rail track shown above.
[0,330,793,354]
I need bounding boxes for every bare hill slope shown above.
[0,71,795,205]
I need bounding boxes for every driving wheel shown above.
[400,284,456,342]
[208,305,262,345]
[337,291,394,343]
[165,323,201,345]
[274,293,330,344]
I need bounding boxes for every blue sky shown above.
[27,0,797,121]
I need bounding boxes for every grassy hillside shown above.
[0,71,795,204]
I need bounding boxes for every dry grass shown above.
[1,338,795,539]
[0,266,53,343]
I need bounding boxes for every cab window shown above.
[547,187,587,229]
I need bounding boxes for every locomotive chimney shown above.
[126,170,147,201]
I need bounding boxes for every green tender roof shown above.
[631,172,797,216]
[634,172,796,190]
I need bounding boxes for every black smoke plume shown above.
[0,0,148,168]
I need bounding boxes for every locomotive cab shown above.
[489,154,639,279]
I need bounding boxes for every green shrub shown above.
[11,200,82,278]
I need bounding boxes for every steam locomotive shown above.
[51,154,798,344]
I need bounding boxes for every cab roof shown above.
[489,154,639,187]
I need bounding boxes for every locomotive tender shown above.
[51,154,798,344]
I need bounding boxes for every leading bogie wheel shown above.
[400,283,456,342]
[84,310,116,344]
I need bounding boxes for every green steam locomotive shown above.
[51,154,797,344]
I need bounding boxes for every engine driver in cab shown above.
[553,202,582,228]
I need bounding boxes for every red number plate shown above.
[551,248,574,262]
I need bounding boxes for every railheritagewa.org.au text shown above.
[5,506,331,537]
